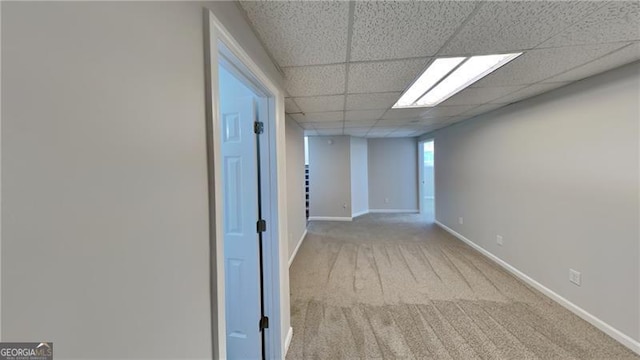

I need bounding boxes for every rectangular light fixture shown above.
[393,53,522,109]
[394,57,465,107]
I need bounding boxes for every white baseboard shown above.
[351,209,369,218]
[308,216,352,221]
[284,326,293,356]
[369,209,419,214]
[288,229,307,268]
[435,220,640,356]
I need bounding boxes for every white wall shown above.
[1,1,290,358]
[285,118,307,262]
[308,136,352,219]
[368,138,419,212]
[350,137,369,216]
[432,62,640,345]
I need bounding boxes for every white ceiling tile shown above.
[369,125,400,131]
[310,121,344,130]
[240,1,349,66]
[439,116,466,124]
[293,95,344,113]
[491,83,569,105]
[344,124,377,133]
[440,86,526,106]
[317,129,344,136]
[344,110,385,122]
[345,92,401,110]
[444,117,471,125]
[344,121,378,129]
[381,107,431,120]
[440,1,600,55]
[399,124,435,131]
[304,130,318,136]
[367,131,395,138]
[284,65,346,97]
[301,112,344,123]
[293,121,313,130]
[284,98,301,113]
[344,128,370,136]
[414,117,449,126]
[348,58,430,93]
[540,2,640,48]
[544,42,640,83]
[415,129,435,136]
[459,103,508,118]
[377,119,419,127]
[423,105,477,118]
[288,113,305,122]
[471,43,627,87]
[350,1,475,61]
[386,131,416,138]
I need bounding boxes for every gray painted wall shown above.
[350,137,369,216]
[1,1,288,358]
[368,138,419,211]
[432,62,639,342]
[308,136,352,218]
[285,118,307,260]
[2,2,211,358]
[424,165,435,199]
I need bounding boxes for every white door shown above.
[221,95,262,359]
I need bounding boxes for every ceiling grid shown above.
[239,0,640,138]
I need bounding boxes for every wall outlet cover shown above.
[458,217,464,225]
[497,235,504,246]
[569,269,581,286]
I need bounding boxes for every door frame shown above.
[204,9,289,359]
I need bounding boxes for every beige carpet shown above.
[287,212,639,360]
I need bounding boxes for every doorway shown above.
[420,140,435,219]
[205,10,286,360]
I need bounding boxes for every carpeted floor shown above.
[287,211,639,360]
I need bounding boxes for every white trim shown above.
[288,229,308,268]
[435,220,640,356]
[308,216,353,221]
[351,209,369,218]
[424,196,435,200]
[284,327,293,356]
[369,209,419,214]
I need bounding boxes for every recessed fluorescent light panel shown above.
[393,53,522,108]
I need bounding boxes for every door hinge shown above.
[254,121,264,135]
[257,219,267,233]
[259,316,269,331]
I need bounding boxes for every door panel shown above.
[221,94,261,359]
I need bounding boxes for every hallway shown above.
[288,214,638,359]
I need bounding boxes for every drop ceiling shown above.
[239,1,640,138]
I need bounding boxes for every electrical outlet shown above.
[458,217,463,225]
[496,235,504,246]
[384,197,390,204]
[343,203,347,209]
[569,269,581,286]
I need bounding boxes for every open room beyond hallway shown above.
[288,214,638,360]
